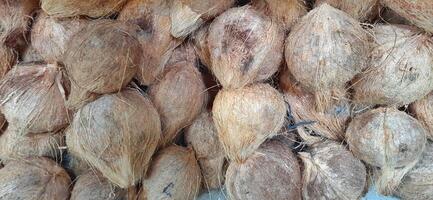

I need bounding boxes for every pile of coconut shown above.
[0,0,432,199]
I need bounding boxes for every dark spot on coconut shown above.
[162,182,174,197]
[131,15,153,37]
[399,144,408,153]
[241,56,254,74]
[223,24,255,50]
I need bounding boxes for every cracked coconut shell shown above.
[382,0,433,33]
[0,44,15,79]
[41,0,127,18]
[315,0,379,21]
[410,92,433,140]
[71,171,126,200]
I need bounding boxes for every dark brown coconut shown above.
[71,171,126,200]
[225,139,301,200]
[346,107,427,195]
[0,157,71,200]
[141,145,202,200]
[299,140,367,200]
[315,0,379,21]
[191,23,211,68]
[0,44,15,78]
[410,92,433,140]
[66,89,161,188]
[382,0,433,33]
[208,6,284,89]
[41,0,127,18]
[353,25,433,107]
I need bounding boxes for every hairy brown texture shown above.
[382,0,433,33]
[191,23,211,68]
[71,171,126,200]
[410,92,433,140]
[315,0,379,21]
[41,0,127,18]
[0,44,15,78]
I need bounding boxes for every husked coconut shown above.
[299,141,367,200]
[66,89,161,188]
[0,157,71,200]
[41,0,127,18]
[410,92,433,140]
[141,145,202,200]
[71,171,126,200]
[0,44,15,78]
[208,6,284,89]
[212,83,286,162]
[346,107,427,195]
[225,139,301,200]
[353,25,433,106]
[382,0,433,33]
[191,23,211,68]
[315,0,379,21]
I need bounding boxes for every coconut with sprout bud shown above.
[0,44,15,78]
[212,83,286,162]
[191,23,211,68]
[71,171,126,200]
[299,140,367,200]
[315,0,379,21]
[141,145,202,200]
[0,157,71,200]
[285,3,369,112]
[226,139,301,200]
[346,107,427,195]
[66,88,161,188]
[41,0,127,18]
[410,92,433,140]
[208,6,284,89]
[382,0,433,33]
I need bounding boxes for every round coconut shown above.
[346,107,427,195]
[208,6,284,89]
[225,139,301,200]
[0,157,71,200]
[314,0,379,21]
[0,63,69,135]
[71,171,126,200]
[185,111,226,189]
[212,83,286,162]
[0,44,16,79]
[141,145,202,200]
[191,23,211,68]
[285,3,369,112]
[353,25,433,107]
[63,20,142,110]
[410,92,433,140]
[299,140,367,200]
[41,0,127,18]
[66,88,161,188]
[382,0,433,33]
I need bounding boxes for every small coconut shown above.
[141,145,202,200]
[299,140,367,200]
[410,92,433,140]
[212,83,286,162]
[0,157,71,200]
[315,0,379,21]
[353,24,433,107]
[382,0,433,33]
[191,23,211,68]
[225,139,301,200]
[66,88,161,188]
[0,63,69,135]
[41,0,127,18]
[71,171,126,200]
[0,44,16,78]
[346,107,427,195]
[208,6,284,89]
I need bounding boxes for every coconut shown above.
[382,0,433,33]
[185,111,226,189]
[315,0,379,21]
[0,63,69,135]
[71,171,126,200]
[225,139,301,200]
[346,107,427,195]
[208,6,284,89]
[0,44,15,78]
[141,145,202,200]
[299,140,367,200]
[285,3,369,112]
[66,88,161,188]
[212,83,286,162]
[191,23,211,68]
[353,24,433,107]
[63,20,142,110]
[0,157,71,200]
[41,0,127,18]
[410,93,433,140]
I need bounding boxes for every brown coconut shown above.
[353,24,433,107]
[41,0,127,18]
[315,0,379,21]
[71,171,126,200]
[185,111,226,189]
[0,63,69,135]
[285,3,369,112]
[212,83,286,162]
[141,145,202,200]
[410,92,433,140]
[66,88,161,188]
[63,20,142,110]
[208,6,284,89]
[226,139,301,200]
[0,157,71,200]
[299,140,367,200]
[382,0,433,33]
[0,44,15,78]
[191,23,211,68]
[346,107,427,195]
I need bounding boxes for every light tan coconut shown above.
[285,3,369,112]
[226,139,301,200]
[299,140,367,200]
[41,0,127,18]
[0,157,71,200]
[66,88,161,188]
[346,107,427,195]
[382,0,433,33]
[208,6,284,89]
[212,83,286,162]
[410,92,433,140]
[353,24,433,107]
[0,44,16,78]
[315,0,379,21]
[71,171,126,200]
[0,63,69,135]
[141,145,202,200]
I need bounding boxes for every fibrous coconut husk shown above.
[225,139,301,200]
[140,145,202,200]
[285,3,369,112]
[299,140,367,200]
[315,0,379,21]
[208,6,284,89]
[353,24,433,107]
[191,23,211,68]
[66,88,161,188]
[71,171,126,200]
[0,44,16,78]
[41,0,127,18]
[185,111,226,189]
[165,43,198,67]
[0,63,69,135]
[410,92,433,140]
[0,157,71,200]
[64,20,142,110]
[382,0,433,33]
[212,83,286,162]
[346,107,427,195]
